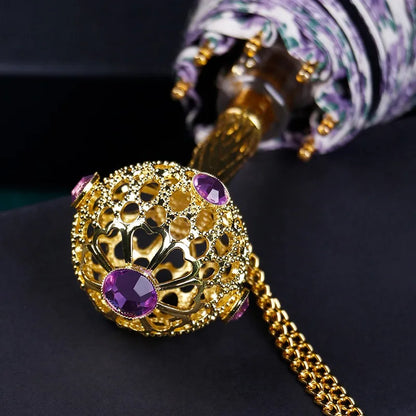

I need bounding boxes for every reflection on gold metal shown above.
[243,32,263,58]
[171,79,191,100]
[190,89,274,183]
[298,136,316,162]
[71,162,251,336]
[244,57,257,69]
[194,41,213,67]
[296,62,317,83]
[317,113,338,136]
[231,64,244,76]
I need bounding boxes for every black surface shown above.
[0,0,197,189]
[0,76,194,189]
[1,112,416,415]
[0,1,195,76]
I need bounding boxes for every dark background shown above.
[0,0,196,209]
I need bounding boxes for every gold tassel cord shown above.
[189,108,263,183]
[190,88,274,183]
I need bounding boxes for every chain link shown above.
[247,253,364,416]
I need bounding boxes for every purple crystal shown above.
[192,173,229,205]
[71,174,94,203]
[229,297,249,321]
[102,268,158,318]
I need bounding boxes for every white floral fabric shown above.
[174,0,416,154]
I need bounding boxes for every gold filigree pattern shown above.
[71,161,251,336]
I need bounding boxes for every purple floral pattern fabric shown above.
[174,0,416,154]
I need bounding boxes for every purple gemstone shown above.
[229,297,249,321]
[71,174,94,203]
[192,173,229,205]
[102,268,158,318]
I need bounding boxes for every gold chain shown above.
[247,253,364,416]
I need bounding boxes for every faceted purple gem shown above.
[230,297,249,321]
[71,174,94,203]
[192,173,229,205]
[102,268,158,318]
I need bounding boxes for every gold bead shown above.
[171,80,191,100]
[245,58,257,68]
[298,147,313,162]
[194,42,213,67]
[298,136,315,162]
[317,114,338,136]
[296,62,317,83]
[317,124,331,136]
[243,32,262,58]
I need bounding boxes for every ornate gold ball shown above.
[71,161,251,336]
